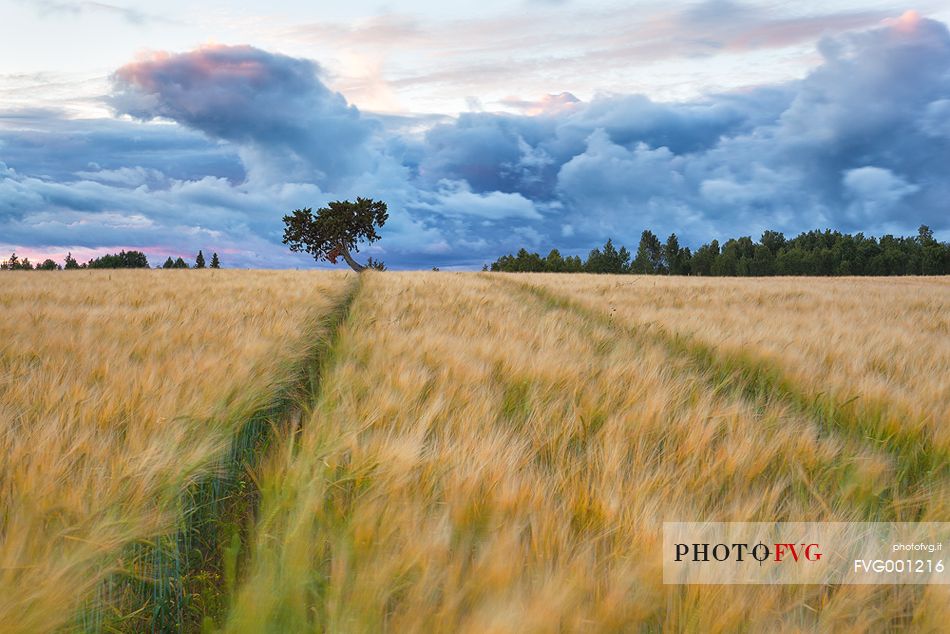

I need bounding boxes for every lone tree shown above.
[282,198,388,272]
[210,252,221,269]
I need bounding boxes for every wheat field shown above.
[525,274,950,455]
[1,271,946,632]
[0,270,351,632]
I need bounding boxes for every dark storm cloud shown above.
[411,87,796,205]
[418,11,950,250]
[0,109,243,183]
[3,14,950,268]
[414,112,565,198]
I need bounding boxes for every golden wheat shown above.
[0,269,349,632]
[3,270,945,632]
[524,274,950,452]
[227,272,947,633]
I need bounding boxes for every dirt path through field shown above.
[114,275,363,632]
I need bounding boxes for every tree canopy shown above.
[282,198,388,272]
[85,250,150,269]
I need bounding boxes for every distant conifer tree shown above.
[210,252,221,269]
[64,252,79,269]
[195,250,206,268]
[163,257,175,269]
[174,257,188,269]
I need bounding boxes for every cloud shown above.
[499,92,581,116]
[0,108,244,183]
[416,181,543,221]
[3,13,950,268]
[415,112,561,197]
[275,2,893,113]
[24,0,173,25]
[699,165,791,207]
[920,98,950,138]
[111,45,378,188]
[283,2,890,65]
[542,12,950,243]
[556,130,684,208]
[843,166,920,223]
[843,166,919,202]
[0,160,325,267]
[74,166,167,187]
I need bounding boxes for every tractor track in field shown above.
[100,274,363,634]
[489,274,947,521]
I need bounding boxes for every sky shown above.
[2,1,949,269]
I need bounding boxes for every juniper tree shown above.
[210,252,220,269]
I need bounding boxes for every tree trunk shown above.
[338,243,366,272]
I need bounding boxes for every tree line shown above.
[488,226,950,276]
[1,250,221,270]
[160,251,220,269]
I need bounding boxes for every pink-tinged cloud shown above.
[111,45,376,187]
[282,4,894,99]
[885,10,924,34]
[499,92,581,116]
[721,12,899,52]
